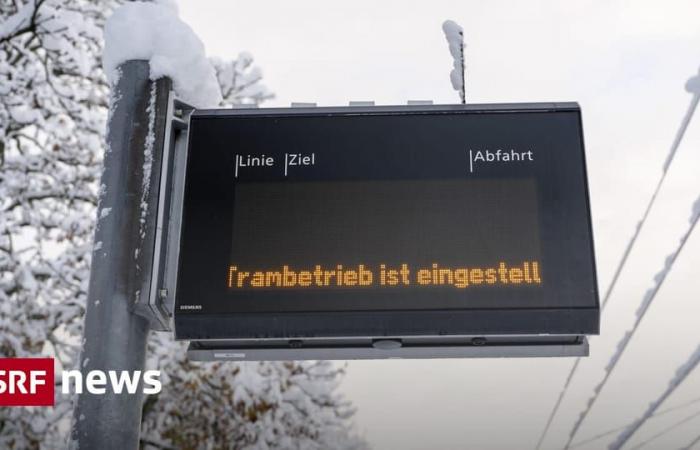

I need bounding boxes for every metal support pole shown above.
[70,60,171,449]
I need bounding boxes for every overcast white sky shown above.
[178,1,700,448]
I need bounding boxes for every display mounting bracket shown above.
[135,91,196,331]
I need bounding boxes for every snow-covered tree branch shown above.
[1,1,360,449]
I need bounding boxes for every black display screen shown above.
[228,178,542,311]
[175,104,599,340]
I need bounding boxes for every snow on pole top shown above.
[103,1,222,108]
[441,20,463,58]
[442,20,465,102]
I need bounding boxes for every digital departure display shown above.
[174,103,599,341]
[227,178,543,309]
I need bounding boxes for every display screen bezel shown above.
[174,103,599,340]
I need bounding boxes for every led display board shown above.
[174,103,599,359]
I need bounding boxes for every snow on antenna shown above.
[442,20,466,104]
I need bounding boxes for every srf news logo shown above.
[0,358,53,406]
[1,358,162,406]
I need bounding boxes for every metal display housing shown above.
[138,91,194,330]
[171,102,599,360]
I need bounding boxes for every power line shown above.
[609,341,700,449]
[653,397,700,418]
[600,90,698,312]
[678,432,700,450]
[569,397,700,448]
[627,409,700,450]
[565,198,700,449]
[533,80,700,450]
[534,359,581,449]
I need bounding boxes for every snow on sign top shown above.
[103,1,222,108]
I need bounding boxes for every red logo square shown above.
[0,358,54,406]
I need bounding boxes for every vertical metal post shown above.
[70,60,171,449]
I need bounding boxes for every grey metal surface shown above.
[192,101,581,118]
[70,60,170,450]
[156,97,193,325]
[187,337,589,361]
[146,91,193,330]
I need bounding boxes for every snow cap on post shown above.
[442,20,465,103]
[103,1,222,108]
